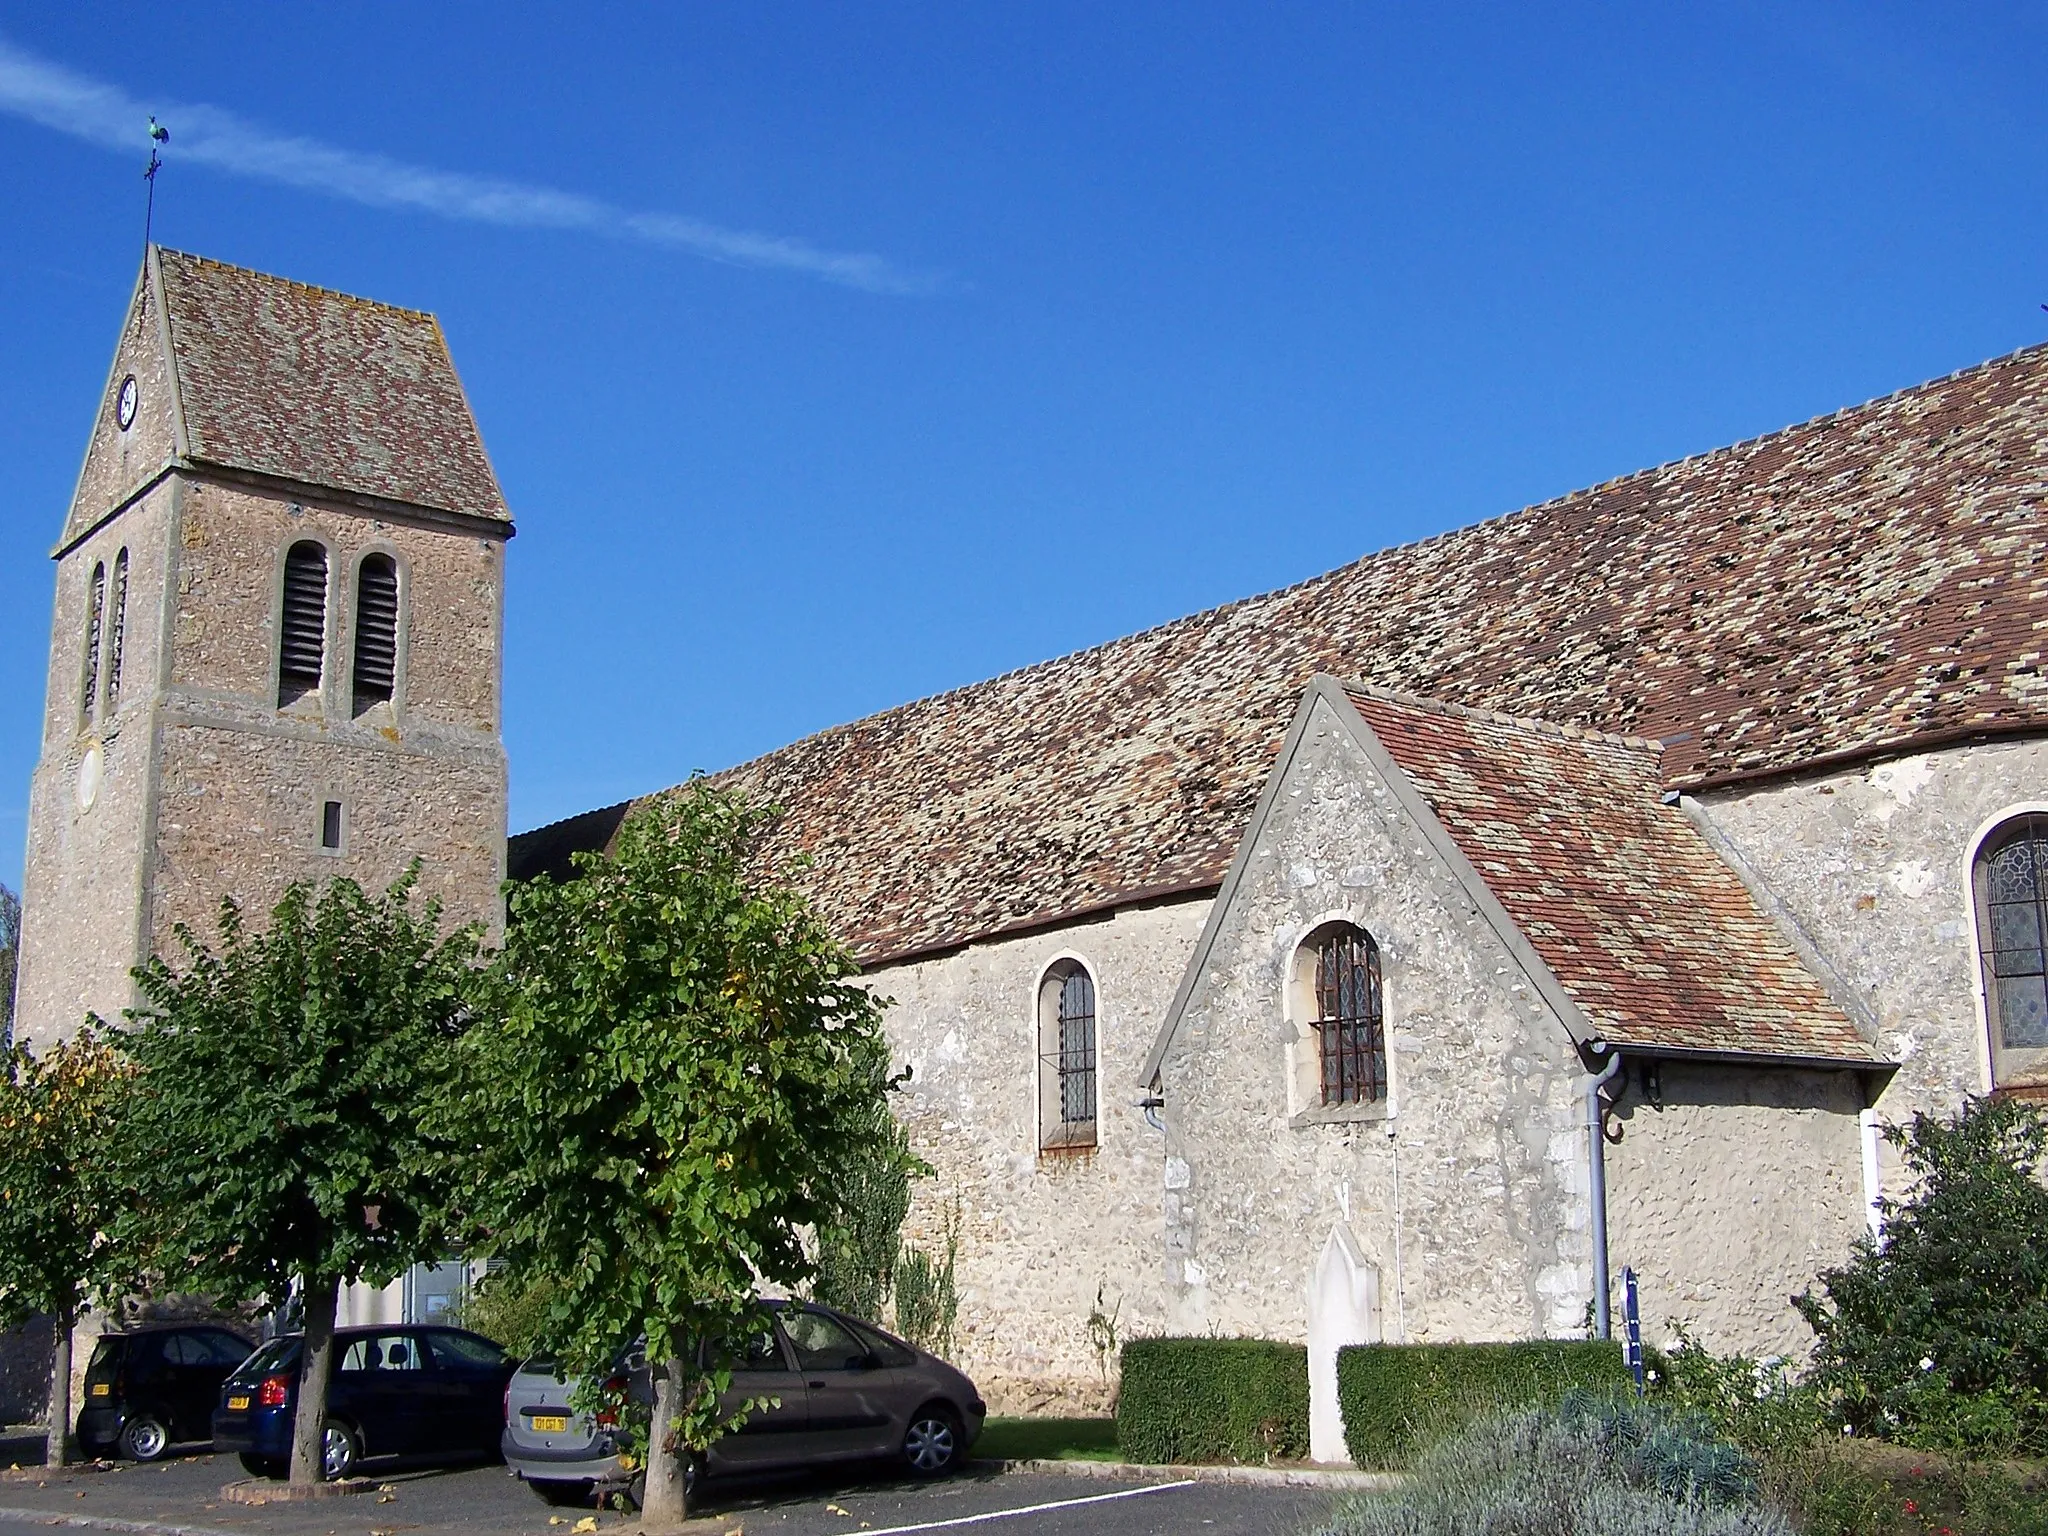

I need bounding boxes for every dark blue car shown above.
[212,1325,514,1480]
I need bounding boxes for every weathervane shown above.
[143,116,169,248]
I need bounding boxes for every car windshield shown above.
[227,1337,302,1382]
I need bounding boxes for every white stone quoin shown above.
[1308,1222,1380,1465]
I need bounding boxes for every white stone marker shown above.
[1307,1223,1380,1465]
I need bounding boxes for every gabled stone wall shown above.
[1158,695,1593,1347]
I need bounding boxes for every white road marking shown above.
[854,1479,1198,1534]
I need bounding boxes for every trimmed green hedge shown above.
[1338,1340,1631,1468]
[1116,1337,1309,1464]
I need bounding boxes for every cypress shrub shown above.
[1116,1337,1310,1464]
[1338,1339,1630,1467]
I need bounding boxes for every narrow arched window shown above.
[1313,926,1387,1105]
[1977,814,2048,1087]
[80,560,106,722]
[104,548,129,709]
[351,554,400,715]
[278,540,328,707]
[1038,961,1098,1151]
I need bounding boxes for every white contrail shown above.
[0,36,934,294]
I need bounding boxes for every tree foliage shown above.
[1795,1095,2048,1451]
[0,882,21,1042]
[443,784,907,1525]
[111,871,480,1482]
[0,1027,127,1461]
[812,1109,915,1324]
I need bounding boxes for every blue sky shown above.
[1,3,2043,891]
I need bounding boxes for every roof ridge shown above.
[152,245,440,323]
[689,339,2048,797]
[1338,678,1665,755]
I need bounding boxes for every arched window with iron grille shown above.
[79,559,105,723]
[1038,960,1098,1150]
[278,540,328,707]
[1976,813,2048,1089]
[351,553,400,714]
[1311,926,1387,1105]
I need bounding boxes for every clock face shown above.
[116,375,139,431]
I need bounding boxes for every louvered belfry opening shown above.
[80,560,105,721]
[1316,927,1388,1105]
[105,548,129,707]
[278,540,328,707]
[352,554,400,714]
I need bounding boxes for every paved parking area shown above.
[0,1451,1336,1536]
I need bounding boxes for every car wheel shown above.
[238,1453,286,1480]
[902,1407,962,1476]
[117,1413,170,1462]
[321,1422,361,1481]
[526,1479,593,1508]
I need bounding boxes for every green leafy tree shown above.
[443,785,906,1529]
[0,1028,126,1464]
[1795,1095,2048,1452]
[110,872,479,1485]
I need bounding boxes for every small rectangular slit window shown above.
[321,800,343,850]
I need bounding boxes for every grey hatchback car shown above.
[502,1302,985,1505]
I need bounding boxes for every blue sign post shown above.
[1622,1266,1644,1395]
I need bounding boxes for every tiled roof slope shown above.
[1344,686,1876,1062]
[154,248,509,520]
[581,345,2048,963]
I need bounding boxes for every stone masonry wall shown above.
[869,897,1210,1414]
[1693,737,2048,1126]
[169,479,503,737]
[15,483,177,1046]
[1605,1061,1866,1359]
[1160,697,1594,1349]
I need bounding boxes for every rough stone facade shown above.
[15,253,510,1051]
[1157,696,1596,1349]
[1693,740,2048,1116]
[871,897,1209,1412]
[1603,1064,1866,1358]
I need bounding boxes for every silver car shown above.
[502,1301,985,1506]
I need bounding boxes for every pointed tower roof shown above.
[64,248,508,544]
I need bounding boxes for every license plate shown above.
[90,1384,110,1397]
[530,1414,569,1433]
[227,1395,251,1410]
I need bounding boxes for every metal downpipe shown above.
[1586,1046,1624,1341]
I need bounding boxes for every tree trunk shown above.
[288,1275,340,1486]
[640,1355,691,1529]
[45,1305,74,1468]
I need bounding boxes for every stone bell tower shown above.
[13,247,512,1047]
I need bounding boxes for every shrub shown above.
[452,1268,562,1358]
[1650,1327,1827,1457]
[1115,1337,1308,1464]
[1794,1095,2048,1455]
[1310,1396,1790,1536]
[1336,1338,1631,1467]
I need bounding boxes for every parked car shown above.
[212,1325,516,1480]
[78,1324,257,1461]
[502,1301,986,1507]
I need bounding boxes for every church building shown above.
[520,335,2047,1427]
[15,248,2047,1447]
